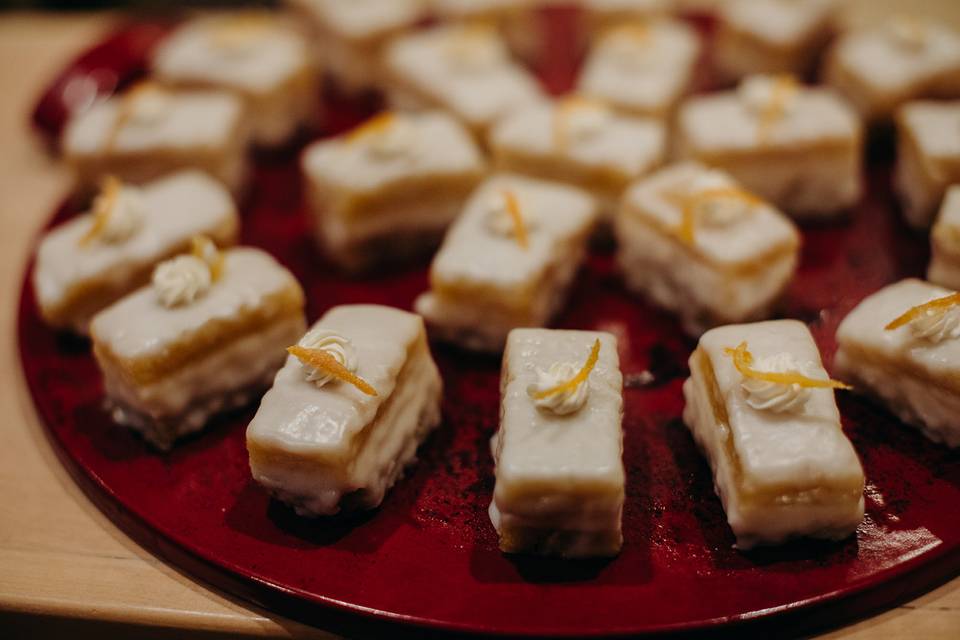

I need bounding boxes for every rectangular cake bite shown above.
[33,171,239,333]
[415,174,598,352]
[382,23,544,139]
[63,83,250,194]
[289,0,426,93]
[835,278,960,448]
[894,100,960,228]
[488,96,666,221]
[151,12,320,146]
[676,75,862,218]
[90,241,305,449]
[576,18,701,120]
[825,17,960,124]
[246,304,443,516]
[615,162,800,336]
[683,320,865,549]
[714,0,836,81]
[301,110,486,271]
[929,185,960,289]
[491,328,624,557]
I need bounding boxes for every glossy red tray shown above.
[20,12,960,638]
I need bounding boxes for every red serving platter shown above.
[18,9,960,638]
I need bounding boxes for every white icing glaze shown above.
[152,255,212,307]
[738,74,799,116]
[887,16,930,52]
[446,26,508,71]
[740,352,814,413]
[293,0,426,41]
[485,190,536,239]
[687,170,754,227]
[899,101,960,162]
[297,329,359,387]
[90,185,146,245]
[127,87,172,127]
[909,305,960,343]
[527,361,590,415]
[364,117,417,160]
[721,0,836,45]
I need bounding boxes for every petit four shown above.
[576,18,701,120]
[490,328,624,557]
[825,16,960,123]
[929,186,960,290]
[582,0,672,33]
[33,171,239,333]
[835,279,960,448]
[615,163,800,336]
[714,0,836,81]
[152,12,320,146]
[894,100,960,228]
[289,0,426,93]
[488,96,666,221]
[430,0,541,63]
[683,320,865,548]
[90,240,305,449]
[247,304,443,516]
[415,174,598,352]
[301,110,486,271]
[382,23,544,139]
[677,75,862,218]
[63,83,250,194]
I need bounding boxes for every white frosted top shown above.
[720,0,836,45]
[577,18,700,115]
[91,247,300,361]
[432,0,533,17]
[246,305,424,456]
[937,184,960,229]
[302,111,484,195]
[496,328,623,488]
[152,14,312,96]
[291,0,426,41]
[34,171,236,313]
[836,279,960,383]
[833,19,960,93]
[699,320,863,493]
[64,88,245,156]
[899,100,960,161]
[583,0,671,14]
[679,84,859,152]
[622,162,799,266]
[489,100,666,178]
[384,24,544,130]
[430,174,597,294]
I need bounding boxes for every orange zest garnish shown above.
[287,345,378,396]
[553,95,606,151]
[78,175,122,246]
[884,293,960,331]
[757,75,799,145]
[347,111,396,144]
[106,81,166,151]
[191,235,225,281]
[501,189,529,249]
[723,342,851,390]
[672,186,763,245]
[532,339,601,400]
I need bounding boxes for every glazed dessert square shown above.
[62,83,250,195]
[33,171,238,333]
[246,304,443,516]
[151,12,320,146]
[615,162,800,336]
[415,174,598,352]
[825,17,960,123]
[301,111,486,271]
[714,0,836,81]
[490,328,624,557]
[90,244,306,450]
[835,278,960,448]
[488,97,666,221]
[676,75,862,218]
[576,18,701,120]
[289,0,426,93]
[382,23,544,139]
[682,320,865,549]
[894,101,960,229]
[929,186,960,290]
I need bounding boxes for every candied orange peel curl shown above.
[501,189,529,250]
[885,293,960,331]
[347,111,396,144]
[287,345,378,396]
[674,186,763,245]
[191,235,225,281]
[723,342,851,390]
[79,175,122,246]
[532,339,601,400]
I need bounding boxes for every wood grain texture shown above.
[0,8,957,639]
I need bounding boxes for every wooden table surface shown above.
[0,9,958,639]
